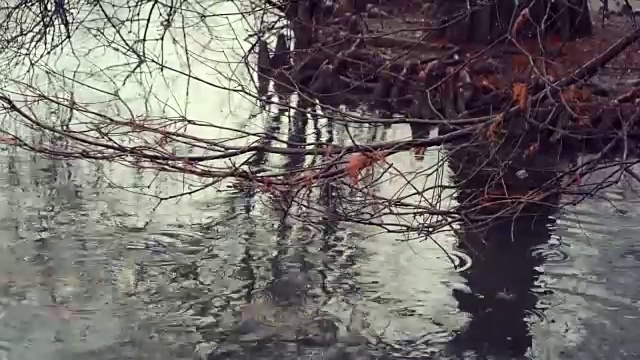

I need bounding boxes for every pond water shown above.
[0,2,638,359]
[0,143,638,360]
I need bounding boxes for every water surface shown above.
[0,144,637,359]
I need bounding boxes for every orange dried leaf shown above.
[512,82,528,110]
[577,88,591,102]
[486,113,505,142]
[345,153,370,185]
[344,151,389,185]
[561,85,591,103]
[511,8,530,36]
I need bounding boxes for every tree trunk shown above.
[431,0,593,44]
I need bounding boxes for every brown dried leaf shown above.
[511,8,530,36]
[344,151,389,185]
[561,85,591,103]
[512,82,528,110]
[486,113,505,142]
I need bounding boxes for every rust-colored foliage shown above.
[486,113,504,142]
[345,154,368,185]
[561,85,591,103]
[570,103,592,127]
[345,151,388,185]
[511,8,530,37]
[560,86,593,128]
[512,82,528,110]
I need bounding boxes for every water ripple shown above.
[531,246,570,263]
[448,250,472,273]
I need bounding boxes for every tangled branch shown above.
[0,0,639,246]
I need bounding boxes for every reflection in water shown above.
[248,113,282,169]
[446,139,567,358]
[0,128,639,359]
[284,105,308,174]
[450,215,553,357]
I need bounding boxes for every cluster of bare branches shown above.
[0,0,639,243]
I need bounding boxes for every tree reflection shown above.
[446,138,565,357]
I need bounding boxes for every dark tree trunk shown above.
[431,0,593,44]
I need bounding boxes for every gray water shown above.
[0,144,638,360]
